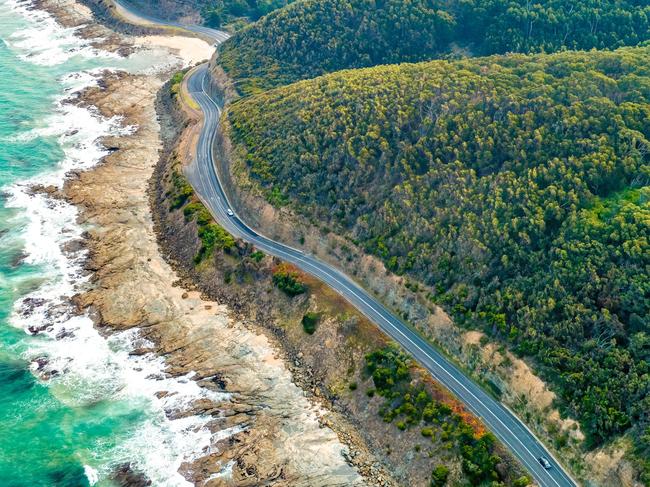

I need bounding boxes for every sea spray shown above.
[0,1,236,484]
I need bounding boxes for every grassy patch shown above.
[169,70,185,100]
[250,250,265,262]
[170,69,199,110]
[195,222,235,263]
[169,173,236,264]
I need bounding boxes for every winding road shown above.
[185,65,577,487]
[111,2,579,486]
[112,0,230,42]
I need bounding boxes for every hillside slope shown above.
[225,46,650,481]
[122,0,292,28]
[217,0,650,95]
[200,0,294,29]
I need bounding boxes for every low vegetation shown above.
[430,464,449,486]
[217,0,650,95]
[162,160,526,484]
[169,70,185,97]
[250,250,265,262]
[227,46,650,476]
[366,346,513,484]
[272,264,307,296]
[168,170,193,210]
[168,170,235,263]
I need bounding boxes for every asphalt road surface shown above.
[109,1,580,484]
[112,0,230,43]
[185,65,578,487]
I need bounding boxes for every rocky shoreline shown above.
[151,72,404,486]
[32,0,367,485]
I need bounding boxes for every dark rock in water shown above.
[62,238,85,254]
[32,356,49,371]
[42,369,60,380]
[27,323,52,335]
[10,251,27,268]
[55,328,75,340]
[109,464,152,487]
[31,357,60,381]
[20,297,47,317]
[27,184,62,199]
[45,303,70,322]
[129,347,154,356]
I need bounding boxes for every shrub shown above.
[250,250,264,262]
[182,198,236,263]
[183,202,204,220]
[169,171,193,210]
[273,266,307,296]
[195,223,236,263]
[169,71,184,97]
[301,312,320,334]
[431,465,450,486]
[513,476,531,487]
[365,346,504,483]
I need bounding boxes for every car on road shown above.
[226,208,234,216]
[538,457,552,469]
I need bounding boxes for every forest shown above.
[216,0,650,95]
[201,0,293,28]
[225,46,650,481]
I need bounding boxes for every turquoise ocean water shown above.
[0,2,228,485]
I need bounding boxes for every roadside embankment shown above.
[204,47,644,486]
[154,65,531,486]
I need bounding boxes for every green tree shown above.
[431,465,450,486]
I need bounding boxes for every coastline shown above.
[23,0,365,485]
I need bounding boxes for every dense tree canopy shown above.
[217,0,650,94]
[226,47,650,478]
[201,0,293,28]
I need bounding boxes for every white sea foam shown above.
[6,96,134,181]
[3,0,117,66]
[204,460,236,483]
[2,1,237,485]
[84,465,99,486]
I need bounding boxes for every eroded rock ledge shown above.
[39,1,366,484]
